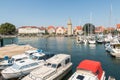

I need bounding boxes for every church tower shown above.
[67,19,72,35]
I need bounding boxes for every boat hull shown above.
[53,63,72,80]
[1,66,40,79]
[22,63,72,80]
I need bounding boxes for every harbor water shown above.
[1,37,120,80]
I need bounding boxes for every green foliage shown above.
[83,23,95,35]
[0,22,16,35]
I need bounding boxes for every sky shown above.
[0,0,120,28]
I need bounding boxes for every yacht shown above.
[105,38,120,52]
[104,34,113,43]
[106,43,120,58]
[22,54,72,80]
[0,49,44,70]
[1,51,54,79]
[96,38,104,44]
[88,38,96,44]
[1,58,45,79]
[69,59,106,80]
[0,54,28,70]
[76,35,83,44]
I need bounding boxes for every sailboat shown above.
[87,13,96,44]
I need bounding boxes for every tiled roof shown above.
[48,26,55,29]
[117,24,120,28]
[19,26,38,28]
[75,26,82,30]
[39,26,46,30]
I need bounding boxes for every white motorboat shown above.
[76,36,83,44]
[88,38,96,44]
[1,58,45,79]
[1,50,54,79]
[22,54,72,80]
[104,34,113,43]
[97,38,104,44]
[106,43,120,57]
[0,49,44,70]
[0,54,28,70]
[105,38,120,52]
[69,59,106,80]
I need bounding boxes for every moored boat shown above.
[68,59,106,80]
[1,51,54,79]
[0,49,44,70]
[1,58,45,79]
[22,54,72,80]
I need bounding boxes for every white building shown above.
[74,26,83,35]
[56,27,65,35]
[18,26,45,35]
[47,26,56,34]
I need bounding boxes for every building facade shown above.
[18,26,46,36]
[18,26,40,34]
[56,27,65,35]
[117,24,120,32]
[47,26,56,34]
[74,26,83,35]
[95,26,105,33]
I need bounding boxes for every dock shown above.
[0,44,36,58]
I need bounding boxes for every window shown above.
[38,56,45,60]
[29,63,38,67]
[47,63,51,66]
[57,63,61,68]
[65,58,70,64]
[12,64,20,70]
[52,64,57,68]
[20,65,29,69]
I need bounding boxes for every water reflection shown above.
[1,37,120,80]
[89,44,96,49]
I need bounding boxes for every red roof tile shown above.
[48,26,55,30]
[75,26,82,30]
[117,24,120,29]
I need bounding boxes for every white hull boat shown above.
[1,59,45,79]
[69,60,106,80]
[22,54,72,80]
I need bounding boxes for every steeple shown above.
[67,18,72,25]
[67,18,72,35]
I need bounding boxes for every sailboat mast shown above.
[90,12,92,35]
[109,0,112,33]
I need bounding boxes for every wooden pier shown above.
[0,44,36,58]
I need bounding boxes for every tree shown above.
[83,23,95,35]
[0,22,16,35]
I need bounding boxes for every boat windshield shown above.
[31,56,38,60]
[46,63,51,66]
[12,63,20,70]
[45,63,57,68]
[51,64,57,68]
[31,55,45,60]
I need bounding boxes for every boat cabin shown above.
[27,54,71,80]
[25,49,42,55]
[30,52,46,61]
[11,59,39,70]
[76,60,103,80]
[45,54,71,68]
